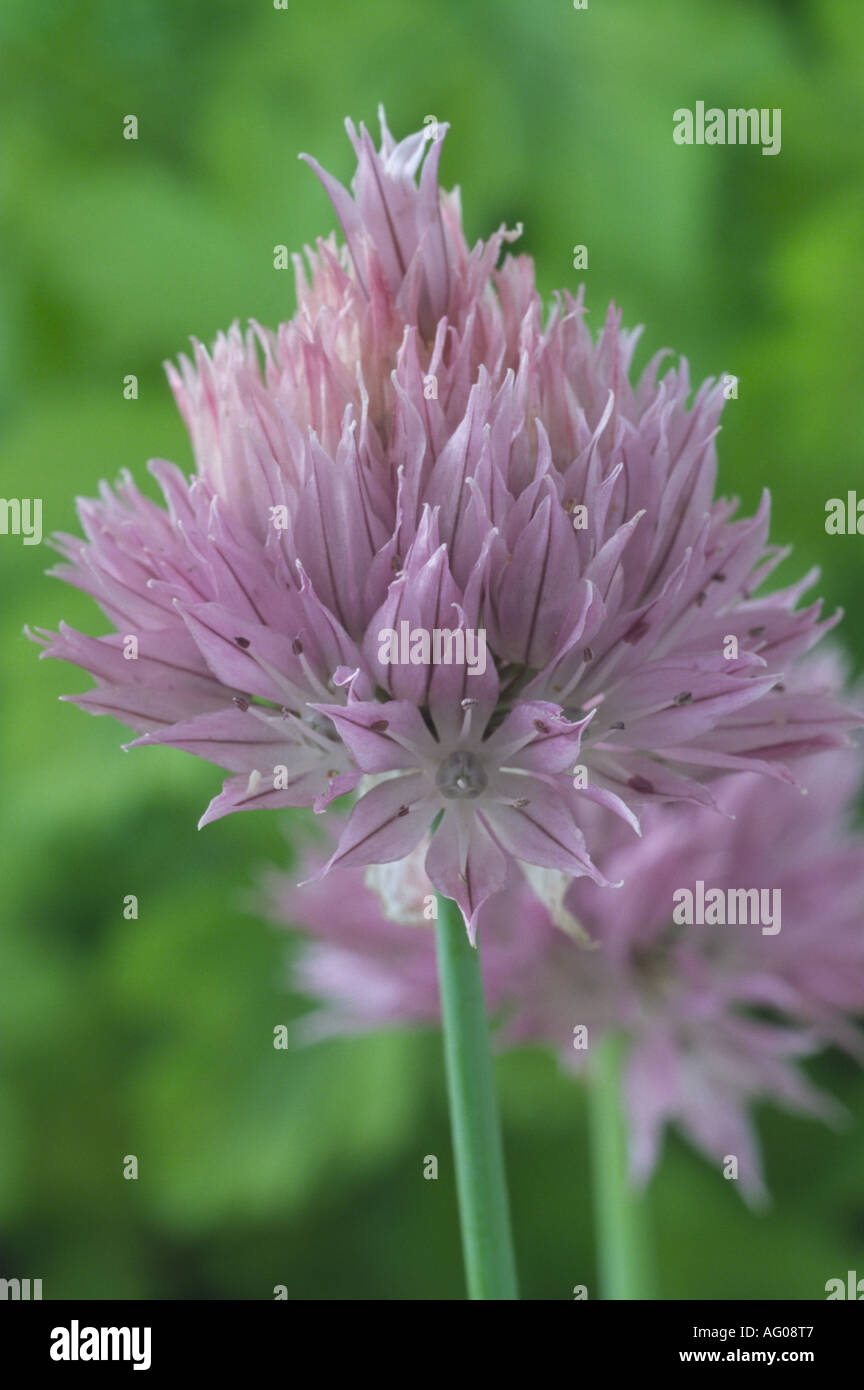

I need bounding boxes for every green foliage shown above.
[2,0,863,1298]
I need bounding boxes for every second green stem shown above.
[588,1033,654,1300]
[435,893,519,1300]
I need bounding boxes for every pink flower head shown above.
[32,110,861,934]
[273,736,864,1200]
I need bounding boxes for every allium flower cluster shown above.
[270,742,864,1199]
[33,109,858,934]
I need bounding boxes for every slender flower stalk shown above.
[588,1034,653,1300]
[435,893,519,1300]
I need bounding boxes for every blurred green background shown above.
[2,0,863,1300]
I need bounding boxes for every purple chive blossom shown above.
[271,735,864,1200]
[31,107,860,934]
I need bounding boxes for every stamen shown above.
[287,641,333,701]
[460,697,478,741]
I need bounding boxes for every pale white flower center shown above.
[436,751,488,799]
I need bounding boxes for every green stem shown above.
[435,894,519,1300]
[588,1034,653,1300]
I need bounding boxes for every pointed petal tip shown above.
[296,863,326,889]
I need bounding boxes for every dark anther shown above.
[622,619,649,644]
[292,637,303,655]
[235,636,250,649]
[674,691,693,706]
[370,719,389,733]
